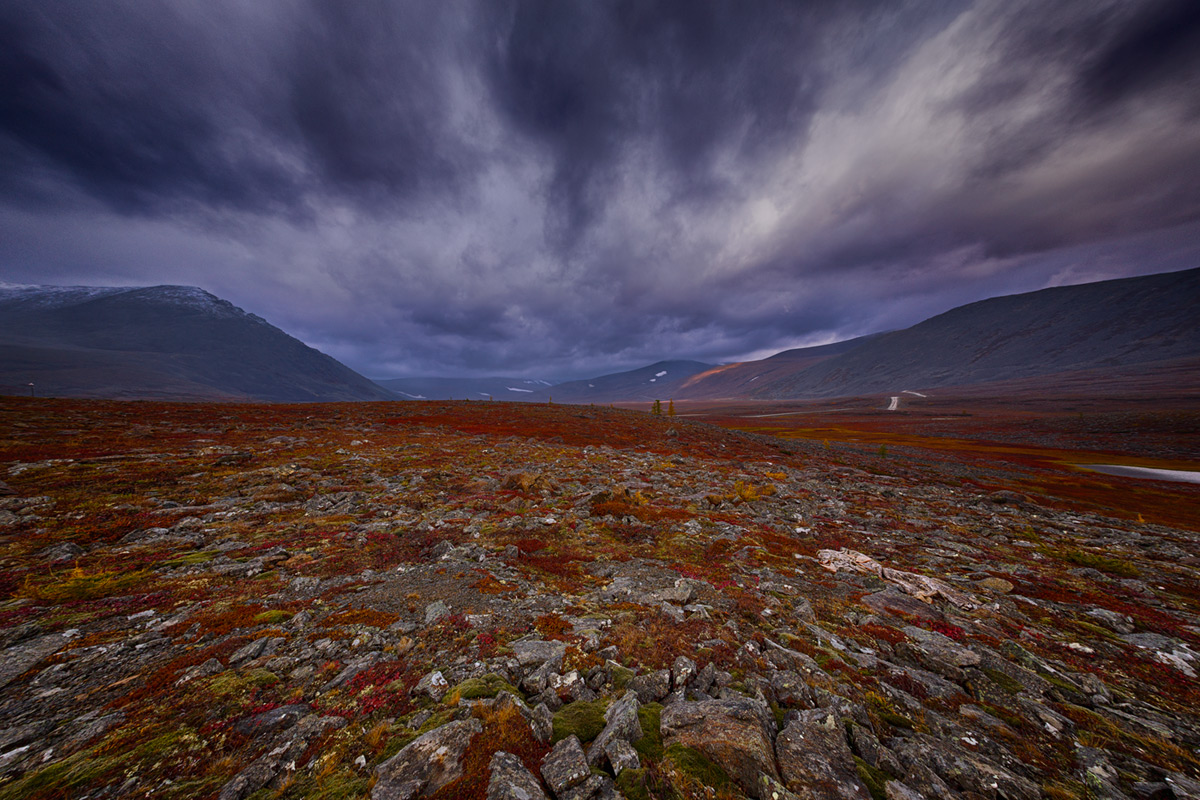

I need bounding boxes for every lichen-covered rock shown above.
[232,703,309,737]
[862,589,944,622]
[890,736,1039,800]
[540,734,590,796]
[671,655,697,690]
[521,659,560,695]
[414,669,450,700]
[604,737,641,776]
[424,600,451,625]
[372,719,482,800]
[1165,771,1200,800]
[219,715,346,800]
[559,773,618,800]
[586,689,642,766]
[321,651,382,692]
[660,698,779,798]
[0,632,67,690]
[884,781,929,800]
[692,662,716,694]
[774,709,870,800]
[487,751,548,800]
[628,669,671,704]
[770,669,816,708]
[514,639,568,669]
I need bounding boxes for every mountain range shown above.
[374,376,554,402]
[2,267,1196,403]
[0,284,395,402]
[539,266,1200,403]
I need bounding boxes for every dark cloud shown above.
[1077,0,1200,109]
[0,3,294,212]
[0,0,1197,380]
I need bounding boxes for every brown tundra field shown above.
[0,395,1198,800]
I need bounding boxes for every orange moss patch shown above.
[534,613,573,641]
[427,701,552,800]
[606,617,722,670]
[323,608,401,629]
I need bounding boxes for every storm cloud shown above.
[2,0,1198,379]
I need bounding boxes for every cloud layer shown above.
[2,0,1199,378]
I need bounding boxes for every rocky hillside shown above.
[673,337,876,401]
[748,267,1200,399]
[0,284,397,402]
[0,398,1198,800]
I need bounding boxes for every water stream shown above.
[1077,464,1200,485]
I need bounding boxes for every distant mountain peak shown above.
[0,282,394,402]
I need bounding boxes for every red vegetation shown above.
[428,702,552,800]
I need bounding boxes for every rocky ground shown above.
[0,397,1198,800]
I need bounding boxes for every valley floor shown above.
[0,397,1198,799]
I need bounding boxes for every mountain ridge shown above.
[538,267,1200,403]
[527,360,715,403]
[749,266,1200,399]
[0,284,397,402]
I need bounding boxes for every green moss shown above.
[159,775,228,799]
[814,650,844,671]
[769,700,786,729]
[1041,547,1140,578]
[978,701,1027,731]
[264,770,370,800]
[982,667,1022,695]
[0,750,109,800]
[209,668,279,697]
[1042,672,1086,698]
[131,726,200,761]
[552,699,609,744]
[309,771,370,800]
[448,673,518,703]
[854,756,891,800]
[252,609,292,625]
[665,744,731,789]
[877,710,915,730]
[616,768,651,800]
[164,550,219,567]
[378,731,416,762]
[634,703,664,762]
[1070,619,1122,642]
[611,663,636,691]
[416,708,457,735]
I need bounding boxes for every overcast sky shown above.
[2,1,1199,379]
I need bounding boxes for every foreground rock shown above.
[372,720,482,800]
[541,735,591,797]
[660,698,780,797]
[488,751,548,800]
[775,710,870,800]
